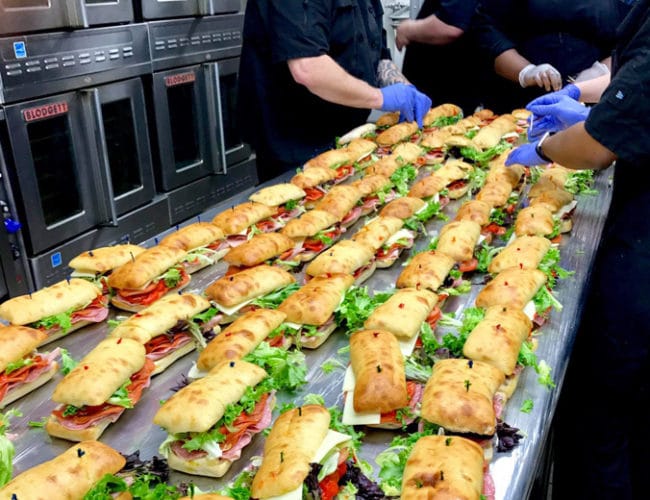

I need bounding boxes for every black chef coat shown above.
[474,0,631,112]
[401,0,485,115]
[552,2,650,497]
[238,0,390,182]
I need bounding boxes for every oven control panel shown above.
[0,23,151,104]
[148,13,243,70]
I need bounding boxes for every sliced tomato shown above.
[335,164,354,180]
[116,270,190,306]
[506,203,517,214]
[448,179,468,191]
[426,306,442,329]
[459,258,478,273]
[550,234,563,244]
[319,461,348,500]
[304,187,326,202]
[0,355,50,402]
[484,223,506,235]
[415,156,428,167]
[380,381,419,424]
[255,219,278,232]
[303,240,326,253]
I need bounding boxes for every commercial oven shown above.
[0,0,134,36]
[147,13,257,225]
[136,0,240,21]
[0,24,171,290]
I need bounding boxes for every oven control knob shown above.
[4,218,21,234]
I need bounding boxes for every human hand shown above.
[518,63,562,91]
[380,83,432,127]
[395,20,415,50]
[527,95,590,140]
[505,143,548,167]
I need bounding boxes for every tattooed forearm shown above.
[377,59,410,86]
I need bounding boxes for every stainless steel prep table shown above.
[8,165,614,499]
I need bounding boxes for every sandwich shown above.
[475,268,547,310]
[248,183,307,227]
[436,220,483,269]
[304,239,377,285]
[196,309,288,373]
[290,167,339,208]
[422,103,463,130]
[511,107,532,127]
[419,128,455,165]
[462,305,532,376]
[376,111,400,128]
[250,405,358,499]
[155,359,271,478]
[488,235,552,274]
[159,222,229,274]
[454,199,492,227]
[351,215,416,268]
[485,154,526,190]
[68,244,146,292]
[46,337,155,441]
[476,179,515,209]
[396,250,456,295]
[529,188,576,233]
[211,202,277,246]
[222,232,295,272]
[514,205,557,238]
[0,326,59,408]
[303,138,376,182]
[472,114,517,151]
[0,441,126,500]
[376,122,420,148]
[365,142,425,177]
[342,329,423,429]
[205,265,296,324]
[313,184,364,228]
[279,209,344,264]
[408,159,474,200]
[420,358,505,436]
[110,293,215,375]
[108,245,190,312]
[0,278,108,344]
[364,287,439,356]
[277,273,354,348]
[401,435,485,500]
[337,122,378,145]
[351,174,397,216]
[380,196,426,220]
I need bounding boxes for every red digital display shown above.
[22,102,68,122]
[164,72,196,87]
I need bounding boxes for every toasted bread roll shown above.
[212,202,276,235]
[159,222,225,252]
[352,174,391,197]
[206,265,295,308]
[223,232,295,267]
[408,174,448,199]
[486,155,525,188]
[364,288,438,339]
[305,240,375,278]
[380,196,426,219]
[376,122,419,147]
[278,273,354,327]
[475,268,547,309]
[290,166,338,189]
[352,216,404,251]
[69,244,146,274]
[108,246,186,291]
[422,103,462,127]
[421,358,505,436]
[396,251,456,292]
[314,185,363,220]
[401,435,484,500]
[514,205,555,237]
[529,188,574,214]
[197,309,287,371]
[476,180,513,208]
[350,329,408,413]
[249,183,306,207]
[472,114,516,150]
[281,210,339,240]
[436,220,482,263]
[488,236,552,274]
[251,405,331,499]
[376,111,400,127]
[454,200,492,226]
[0,325,47,372]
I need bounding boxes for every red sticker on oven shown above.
[165,72,196,87]
[22,102,68,122]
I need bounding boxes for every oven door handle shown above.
[83,88,119,227]
[206,63,228,175]
[198,0,214,16]
[64,0,89,28]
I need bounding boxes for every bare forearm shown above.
[288,55,383,109]
[542,123,616,170]
[494,49,531,83]
[576,74,611,103]
[396,16,463,46]
[377,59,409,86]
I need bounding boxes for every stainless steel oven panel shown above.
[0,0,134,36]
[0,23,151,105]
[85,78,156,217]
[3,92,105,255]
[214,57,252,166]
[151,64,216,191]
[139,0,239,20]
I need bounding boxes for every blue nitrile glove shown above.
[527,95,590,140]
[380,83,432,128]
[505,143,547,167]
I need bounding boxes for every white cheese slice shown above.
[283,321,303,330]
[554,200,578,220]
[213,297,255,317]
[501,131,520,140]
[477,233,487,246]
[523,300,536,321]
[266,429,352,500]
[341,366,381,425]
[385,228,415,247]
[187,362,208,380]
[397,333,419,357]
[70,270,100,279]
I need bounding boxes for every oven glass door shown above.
[152,65,215,191]
[215,57,252,166]
[84,0,134,26]
[140,0,200,19]
[94,78,156,215]
[4,93,101,255]
[0,0,68,35]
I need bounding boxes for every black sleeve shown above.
[436,0,478,32]
[585,18,650,164]
[266,0,333,64]
[473,0,517,60]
